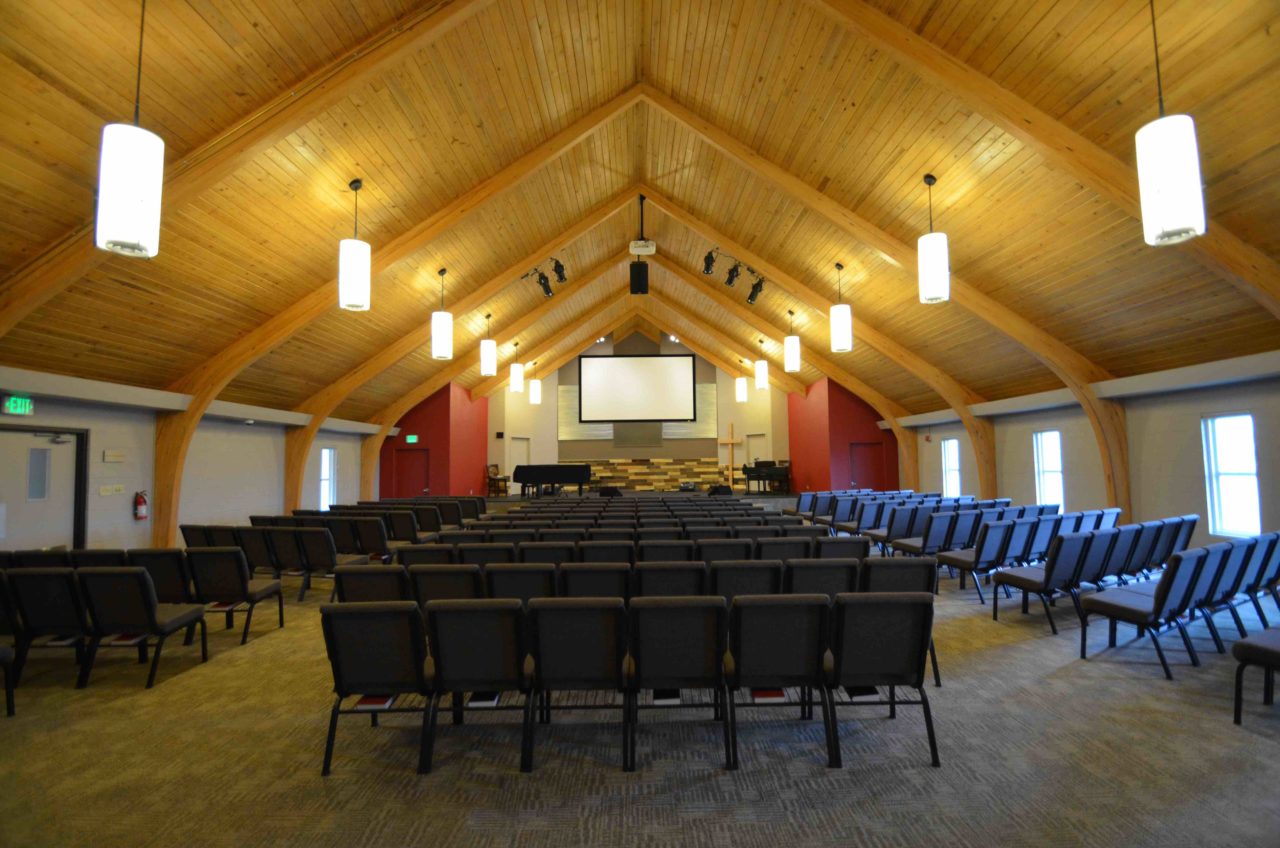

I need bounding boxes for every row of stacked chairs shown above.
[783,489,923,521]
[807,492,981,531]
[427,524,818,546]
[393,536,871,566]
[244,512,424,550]
[321,568,941,774]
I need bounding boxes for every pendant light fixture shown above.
[1135,0,1205,246]
[509,341,524,392]
[479,313,497,377]
[918,174,950,304]
[783,310,801,373]
[829,262,853,353]
[337,179,371,311]
[95,0,164,258]
[430,268,453,360]
[735,376,748,403]
[754,339,769,390]
[527,361,542,405]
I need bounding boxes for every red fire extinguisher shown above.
[134,490,149,521]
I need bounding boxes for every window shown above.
[1201,414,1260,537]
[1033,430,1065,509]
[27,447,50,501]
[940,438,961,498]
[319,448,337,511]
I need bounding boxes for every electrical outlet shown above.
[112,484,126,495]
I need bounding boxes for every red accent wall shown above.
[787,378,897,491]
[379,383,489,497]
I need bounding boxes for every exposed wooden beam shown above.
[0,0,495,339]
[643,190,998,497]
[808,0,1280,319]
[643,88,1127,514]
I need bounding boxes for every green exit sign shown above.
[404,434,419,444]
[2,395,34,416]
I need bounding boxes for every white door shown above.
[0,431,76,549]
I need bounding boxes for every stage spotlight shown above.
[536,271,553,297]
[551,257,567,283]
[725,263,741,287]
[702,250,716,275]
[747,277,764,305]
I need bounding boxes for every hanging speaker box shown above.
[629,260,649,294]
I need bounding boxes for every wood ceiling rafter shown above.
[639,86,1130,516]
[642,187,997,496]
[807,0,1280,320]
[0,0,495,339]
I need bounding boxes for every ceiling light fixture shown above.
[784,310,801,373]
[528,361,542,405]
[918,174,950,303]
[735,375,748,403]
[509,341,524,392]
[479,313,497,377]
[754,338,769,390]
[1136,0,1205,246]
[431,268,453,360]
[95,0,164,258]
[829,262,853,352]
[337,178,371,311]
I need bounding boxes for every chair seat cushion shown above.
[336,554,371,566]
[1232,629,1280,667]
[1078,588,1156,623]
[246,579,282,602]
[833,522,860,535]
[1117,579,1160,596]
[993,566,1046,591]
[892,537,924,553]
[936,549,975,569]
[155,603,205,634]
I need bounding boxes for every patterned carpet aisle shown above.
[1,576,1277,848]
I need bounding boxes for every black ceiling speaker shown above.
[629,260,649,294]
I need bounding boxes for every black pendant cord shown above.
[1148,0,1166,117]
[133,0,147,125]
[438,269,446,310]
[835,262,844,304]
[638,194,647,240]
[352,190,359,239]
[927,182,934,232]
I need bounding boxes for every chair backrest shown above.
[352,517,392,558]
[334,565,411,602]
[634,561,706,596]
[1025,516,1062,562]
[70,549,128,569]
[296,528,341,573]
[324,517,361,555]
[13,549,71,568]
[628,597,726,689]
[484,563,557,603]
[433,502,464,527]
[973,521,1013,568]
[1240,532,1279,591]
[321,601,429,697]
[1000,518,1039,565]
[793,493,815,514]
[577,541,634,564]
[1150,519,1182,568]
[814,535,869,561]
[1098,508,1122,529]
[187,547,251,603]
[1071,528,1116,587]
[944,510,980,550]
[1127,521,1164,574]
[408,564,484,606]
[410,505,443,533]
[529,598,627,690]
[1153,549,1206,621]
[397,544,455,565]
[710,560,784,600]
[1076,510,1103,532]
[976,508,1002,528]
[830,497,857,524]
[903,506,934,538]
[810,493,836,519]
[884,507,915,540]
[730,595,829,687]
[265,528,307,571]
[636,527,682,541]
[425,599,526,691]
[78,567,160,634]
[1040,532,1091,592]
[1185,542,1230,611]
[1257,534,1280,590]
[1209,538,1255,605]
[7,568,88,636]
[385,511,421,542]
[829,593,934,689]
[859,557,937,593]
[918,511,955,553]
[1172,515,1199,553]
[179,525,211,547]
[537,528,587,544]
[784,558,859,598]
[206,526,239,547]
[1101,524,1141,580]
[235,527,277,575]
[559,563,631,599]
[756,537,811,562]
[517,541,577,565]
[734,525,782,540]
[457,543,516,566]
[125,548,191,603]
[638,540,697,562]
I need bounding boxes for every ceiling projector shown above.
[629,239,656,256]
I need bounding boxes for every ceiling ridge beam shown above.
[0,0,495,338]
[807,0,1280,319]
[642,86,1127,514]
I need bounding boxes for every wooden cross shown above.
[718,422,743,489]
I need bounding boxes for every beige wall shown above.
[488,370,559,474]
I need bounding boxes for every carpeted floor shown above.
[1,573,1277,848]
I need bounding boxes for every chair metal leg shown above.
[520,691,536,773]
[1265,668,1274,706]
[919,687,941,767]
[145,635,167,688]
[1174,619,1201,667]
[451,691,464,725]
[540,689,551,725]
[297,573,310,603]
[13,638,30,686]
[137,642,149,664]
[1228,604,1247,638]
[3,663,13,717]
[889,685,896,719]
[76,637,101,689]
[972,573,986,605]
[1079,613,1089,660]
[277,592,285,628]
[825,686,842,768]
[182,622,195,646]
[322,696,342,776]
[816,682,835,766]
[725,688,740,770]
[198,618,208,662]
[1039,594,1059,635]
[1251,594,1271,628]
[929,639,941,687]
[1148,628,1173,680]
[1022,590,1030,614]
[240,602,256,645]
[1200,610,1225,654]
[1108,618,1117,648]
[224,609,235,631]
[418,693,439,774]
[1233,663,1246,725]
[992,585,1000,621]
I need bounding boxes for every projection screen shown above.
[578,355,696,422]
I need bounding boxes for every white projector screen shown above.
[578,355,696,422]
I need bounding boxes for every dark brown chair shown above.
[408,564,485,608]
[70,550,128,568]
[319,601,433,775]
[235,527,279,578]
[1232,627,1278,725]
[634,561,707,596]
[785,559,859,598]
[815,535,871,560]
[297,528,367,602]
[560,563,631,599]
[697,538,753,564]
[125,549,193,603]
[6,567,91,686]
[485,563,556,604]
[710,560,784,600]
[457,543,517,566]
[992,532,1090,634]
[577,541,635,564]
[756,537,811,562]
[12,549,71,568]
[517,541,577,565]
[335,565,411,603]
[77,567,207,688]
[179,525,211,547]
[398,544,455,565]
[0,644,13,716]
[187,547,283,644]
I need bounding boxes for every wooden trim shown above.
[808,0,1280,319]
[0,0,495,339]
[643,89,1125,513]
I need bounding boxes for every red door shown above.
[393,448,430,498]
[849,442,885,490]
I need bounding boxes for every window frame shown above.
[1200,412,1261,538]
[939,437,961,499]
[319,447,337,512]
[1032,429,1065,509]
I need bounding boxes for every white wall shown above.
[916,423,976,498]
[179,419,285,525]
[300,433,364,510]
[994,406,1105,513]
[715,369,778,467]
[488,371,559,474]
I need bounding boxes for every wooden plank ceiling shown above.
[0,0,1275,421]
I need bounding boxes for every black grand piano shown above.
[512,464,592,497]
[742,460,790,494]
